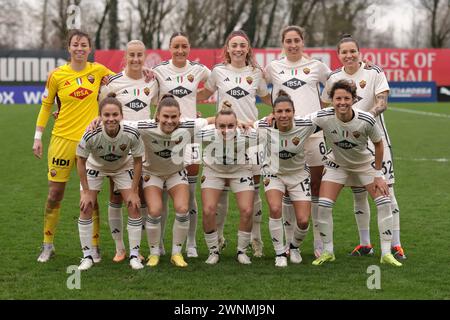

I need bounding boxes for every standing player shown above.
[32,30,113,263]
[264,26,331,259]
[99,40,158,262]
[198,30,272,258]
[311,80,401,267]
[199,102,256,265]
[133,94,214,267]
[321,34,406,260]
[152,32,211,258]
[255,91,318,267]
[76,96,144,271]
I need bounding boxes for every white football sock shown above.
[172,212,189,255]
[78,218,93,258]
[352,187,371,245]
[108,202,125,252]
[127,217,142,257]
[375,196,393,256]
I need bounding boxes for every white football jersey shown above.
[197,125,256,177]
[100,72,159,121]
[311,108,382,172]
[77,122,144,174]
[131,118,209,176]
[265,57,330,116]
[321,62,391,145]
[255,117,318,175]
[205,64,269,123]
[153,59,211,120]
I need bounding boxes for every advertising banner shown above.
[388,82,437,102]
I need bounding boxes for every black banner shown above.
[437,86,450,102]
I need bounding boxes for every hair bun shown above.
[221,100,233,111]
[340,33,352,39]
[277,89,290,98]
[160,93,175,101]
[107,92,117,98]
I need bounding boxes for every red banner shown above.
[95,48,450,86]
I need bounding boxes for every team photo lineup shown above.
[31,25,407,273]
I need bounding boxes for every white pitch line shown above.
[389,107,450,119]
[394,157,449,163]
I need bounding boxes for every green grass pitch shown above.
[0,102,449,299]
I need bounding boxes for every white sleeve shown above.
[264,64,273,84]
[131,135,145,158]
[374,72,390,96]
[321,79,333,104]
[257,71,269,97]
[318,62,332,85]
[204,69,217,92]
[367,122,382,144]
[99,84,111,102]
[195,118,209,130]
[200,66,211,82]
[76,136,91,158]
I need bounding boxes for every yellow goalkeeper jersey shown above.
[36,62,113,141]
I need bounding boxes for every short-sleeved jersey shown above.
[76,122,144,174]
[152,59,210,120]
[321,62,391,145]
[255,117,318,175]
[132,118,208,176]
[100,72,159,121]
[265,57,330,117]
[205,64,269,123]
[37,62,113,141]
[197,126,256,177]
[311,108,382,172]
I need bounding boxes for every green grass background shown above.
[0,102,449,299]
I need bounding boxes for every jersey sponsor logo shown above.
[187,74,194,82]
[325,160,339,168]
[52,157,70,166]
[226,87,249,99]
[359,80,366,89]
[278,150,296,159]
[292,136,300,146]
[87,74,95,84]
[303,68,310,74]
[69,87,93,100]
[334,140,358,149]
[155,149,172,159]
[169,86,192,98]
[354,95,363,103]
[125,99,147,112]
[100,153,122,162]
[86,169,100,177]
[246,76,253,85]
[282,78,306,90]
[144,87,151,96]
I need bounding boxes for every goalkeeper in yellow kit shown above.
[32,30,113,263]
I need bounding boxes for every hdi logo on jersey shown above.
[226,87,249,99]
[282,78,306,90]
[70,87,93,100]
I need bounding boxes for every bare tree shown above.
[134,0,175,49]
[420,0,450,47]
[108,0,119,48]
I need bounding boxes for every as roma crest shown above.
[201,176,206,183]
[352,131,360,138]
[87,74,95,84]
[144,87,150,96]
[187,74,194,83]
[246,76,253,85]
[143,175,150,182]
[359,80,366,89]
[50,169,57,177]
[292,136,300,146]
[263,178,270,186]
[303,68,310,74]
[119,144,127,151]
